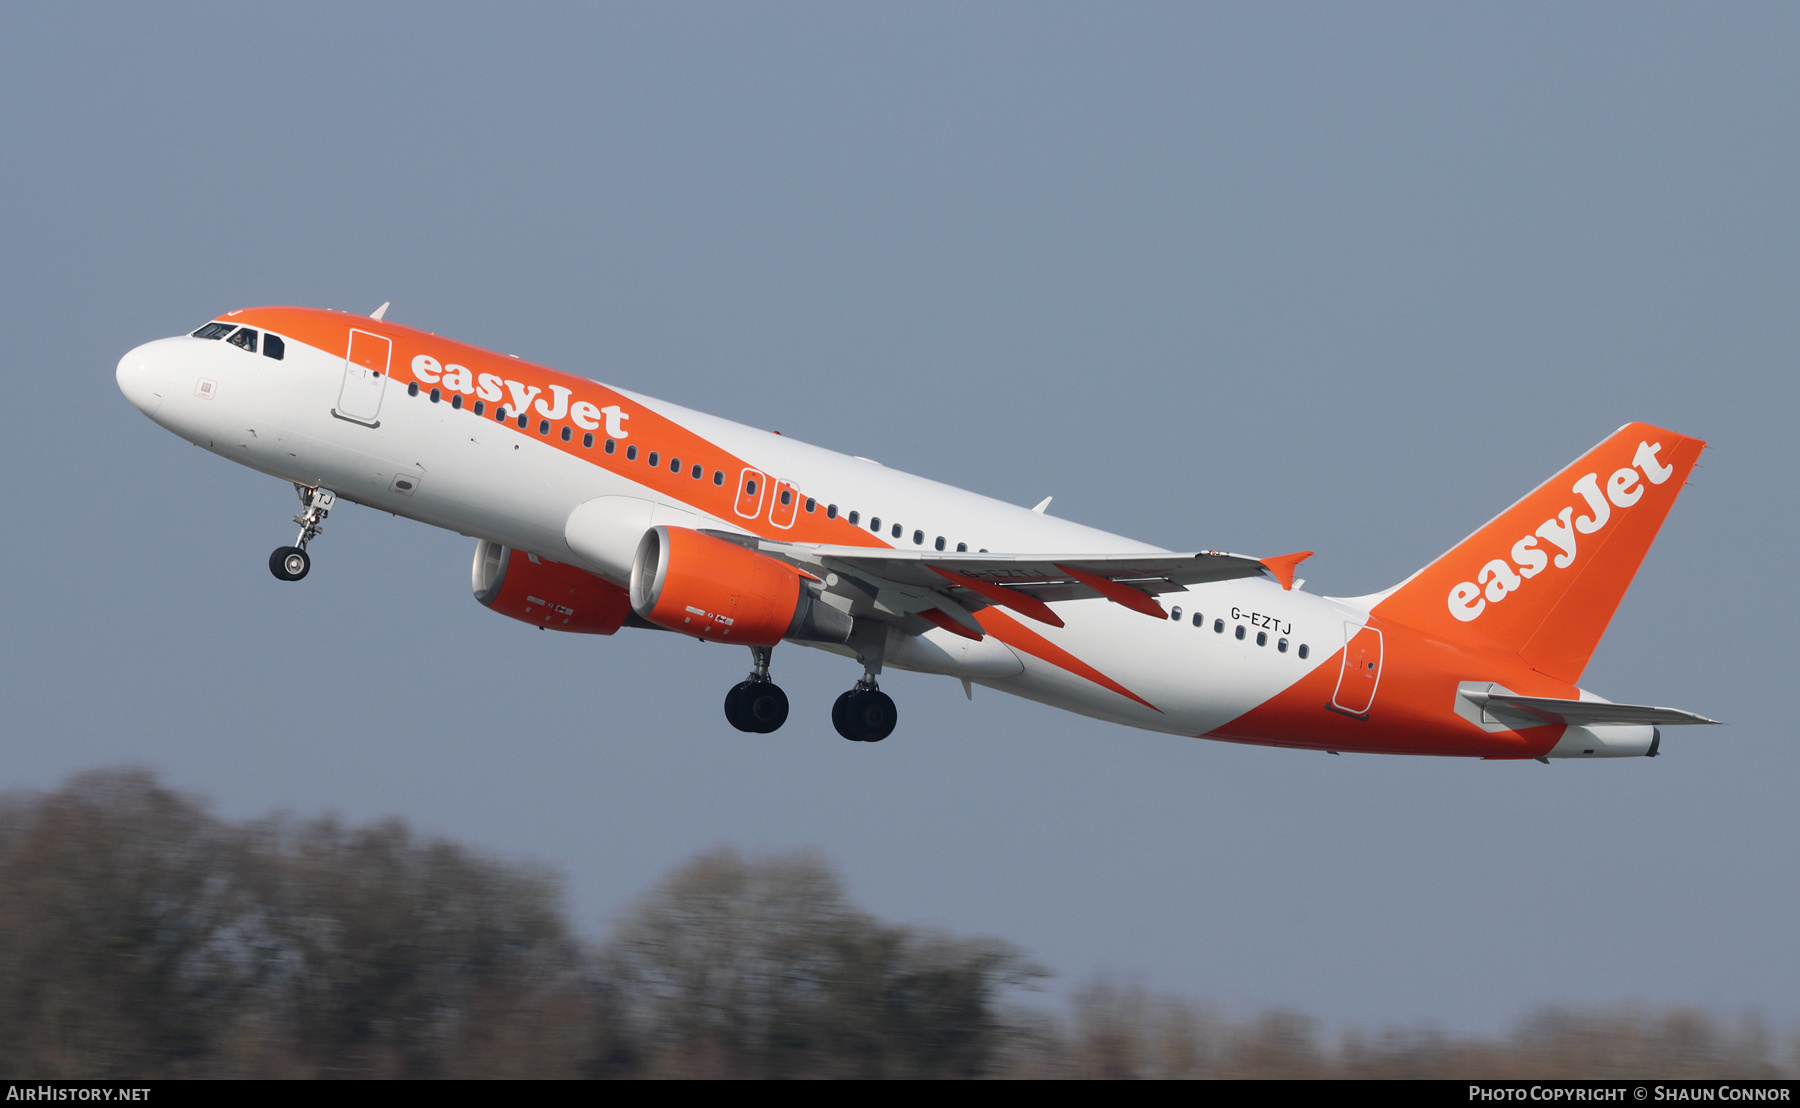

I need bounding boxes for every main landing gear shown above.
[724,646,790,733]
[270,485,336,582]
[717,645,898,741]
[832,678,897,743]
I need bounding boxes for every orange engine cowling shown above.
[471,539,632,634]
[629,526,852,647]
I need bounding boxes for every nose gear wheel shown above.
[269,547,310,581]
[269,485,335,582]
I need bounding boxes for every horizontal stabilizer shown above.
[1461,690,1719,728]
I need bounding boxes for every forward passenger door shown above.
[334,328,391,426]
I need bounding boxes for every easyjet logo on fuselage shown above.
[1446,440,1675,623]
[409,354,631,439]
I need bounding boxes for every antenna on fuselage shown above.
[370,302,390,320]
[1031,496,1053,514]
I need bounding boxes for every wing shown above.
[702,531,1306,638]
[1462,690,1720,728]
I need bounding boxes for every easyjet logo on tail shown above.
[1446,441,1675,623]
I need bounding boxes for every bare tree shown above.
[600,847,1042,1078]
[0,770,595,1079]
[0,769,1793,1080]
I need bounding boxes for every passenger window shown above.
[626,445,638,460]
[648,452,660,467]
[474,400,485,416]
[227,328,258,353]
[407,382,419,397]
[848,511,859,526]
[1192,613,1202,627]
[1298,644,1310,659]
[192,322,234,339]
[430,388,442,402]
[744,478,756,496]
[495,406,508,421]
[805,498,816,513]
[827,504,838,519]
[712,469,722,484]
[892,523,902,539]
[452,394,463,409]
[870,516,880,531]
[263,334,285,360]
[780,489,792,506]
[957,543,967,552]
[670,457,680,472]
[607,440,617,454]
[1214,619,1224,633]
[1235,626,1246,640]
[912,529,923,544]
[1170,606,1182,621]
[539,420,550,434]
[517,414,528,428]
[935,536,945,551]
[561,426,572,442]
[1277,638,1288,653]
[583,432,594,448]
[1256,631,1267,646]
[692,464,702,479]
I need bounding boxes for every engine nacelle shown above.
[629,525,851,647]
[471,539,632,634]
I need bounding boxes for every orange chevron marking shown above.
[976,608,1160,713]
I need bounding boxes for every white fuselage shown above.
[118,325,1353,739]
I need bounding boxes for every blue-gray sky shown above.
[2,3,1794,1033]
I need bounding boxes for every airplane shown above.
[115,304,1718,756]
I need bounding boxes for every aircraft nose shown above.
[116,342,170,415]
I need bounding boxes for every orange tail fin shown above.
[1371,423,1705,683]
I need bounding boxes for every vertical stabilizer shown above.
[1372,423,1705,683]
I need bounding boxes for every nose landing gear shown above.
[270,485,335,582]
[269,546,310,581]
[724,646,789,733]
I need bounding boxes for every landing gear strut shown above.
[724,646,789,733]
[270,485,336,582]
[833,621,897,742]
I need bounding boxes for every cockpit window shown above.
[227,328,258,353]
[263,334,285,360]
[192,322,235,340]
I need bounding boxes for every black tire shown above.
[832,690,855,740]
[836,689,897,742]
[744,682,789,733]
[269,546,309,582]
[724,681,757,732]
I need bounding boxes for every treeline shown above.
[0,770,1789,1079]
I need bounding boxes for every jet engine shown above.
[629,525,852,646]
[471,539,632,634]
